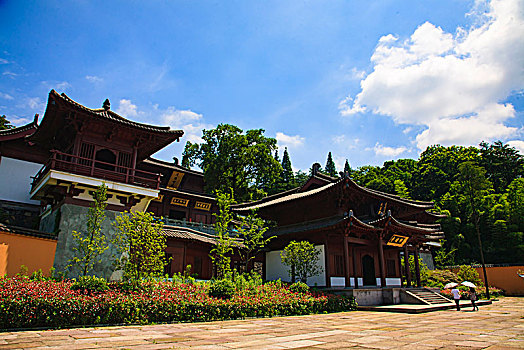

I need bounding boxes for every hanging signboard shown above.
[194,201,211,211]
[170,197,189,207]
[387,234,409,247]
[166,171,184,190]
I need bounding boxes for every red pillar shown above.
[404,244,411,287]
[343,235,350,288]
[378,235,386,287]
[414,245,421,287]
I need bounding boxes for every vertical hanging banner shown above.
[166,171,184,190]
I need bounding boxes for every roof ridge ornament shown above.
[103,99,110,110]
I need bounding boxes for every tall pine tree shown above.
[281,148,294,189]
[343,159,351,175]
[325,152,337,177]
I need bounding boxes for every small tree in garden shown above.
[281,240,323,283]
[235,210,273,272]
[68,183,109,277]
[210,190,236,279]
[113,211,168,281]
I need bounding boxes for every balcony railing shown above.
[31,150,161,191]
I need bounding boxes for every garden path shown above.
[1,297,522,349]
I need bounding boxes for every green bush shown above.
[70,276,109,294]
[209,278,236,299]
[289,282,309,294]
[0,278,357,330]
[457,265,482,286]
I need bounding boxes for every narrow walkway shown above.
[1,297,522,349]
[358,299,492,313]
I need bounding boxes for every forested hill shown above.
[348,142,524,266]
[182,124,523,266]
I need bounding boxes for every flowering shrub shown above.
[0,277,356,330]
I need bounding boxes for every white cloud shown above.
[116,99,139,117]
[339,95,365,116]
[10,116,31,126]
[160,107,212,143]
[373,143,408,157]
[332,135,360,150]
[341,0,524,150]
[0,92,13,100]
[42,81,71,91]
[55,81,71,90]
[86,75,103,83]
[0,58,9,64]
[507,140,524,155]
[3,71,17,78]
[27,97,43,110]
[276,132,305,148]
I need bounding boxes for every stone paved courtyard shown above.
[1,297,522,349]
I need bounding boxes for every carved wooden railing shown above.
[31,150,161,191]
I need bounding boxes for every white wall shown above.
[0,157,41,204]
[265,244,326,287]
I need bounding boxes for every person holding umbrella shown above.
[446,282,461,311]
[461,281,479,311]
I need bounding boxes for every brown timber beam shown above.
[352,246,358,289]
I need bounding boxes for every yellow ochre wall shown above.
[0,231,57,277]
[475,266,524,296]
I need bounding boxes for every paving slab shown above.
[1,297,522,349]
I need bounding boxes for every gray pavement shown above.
[1,297,522,349]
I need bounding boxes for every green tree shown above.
[235,210,273,273]
[280,147,296,190]
[280,240,323,283]
[210,190,236,278]
[181,124,281,201]
[181,141,199,168]
[457,161,493,298]
[343,159,351,175]
[325,152,337,177]
[294,170,309,188]
[394,179,411,199]
[114,211,168,281]
[479,141,524,193]
[68,184,109,277]
[433,239,457,268]
[0,115,14,130]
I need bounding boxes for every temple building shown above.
[1,90,443,304]
[233,164,444,294]
[0,90,220,278]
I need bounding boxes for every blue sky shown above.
[1,0,522,171]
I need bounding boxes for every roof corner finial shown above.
[312,162,321,176]
[103,99,110,110]
[33,114,39,124]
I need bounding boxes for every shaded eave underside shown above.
[268,213,442,240]
[142,157,204,177]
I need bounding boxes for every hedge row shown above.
[0,278,356,330]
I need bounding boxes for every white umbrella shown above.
[461,281,476,288]
[444,282,458,289]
